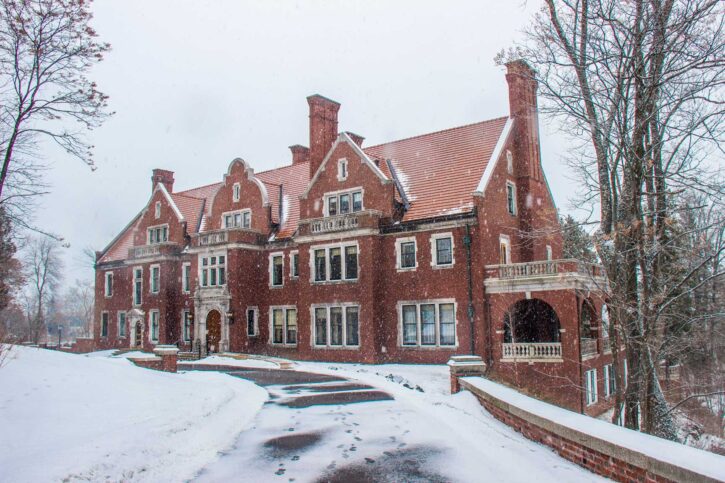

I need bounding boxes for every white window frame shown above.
[149,264,160,294]
[337,158,348,181]
[289,251,299,279]
[311,303,361,349]
[246,306,259,337]
[499,235,511,264]
[323,187,364,217]
[269,306,297,346]
[117,311,127,338]
[430,232,454,268]
[199,252,227,288]
[181,310,192,342]
[585,368,598,405]
[506,150,514,174]
[154,201,161,219]
[269,252,284,287]
[395,236,418,271]
[506,181,517,216]
[309,241,359,283]
[182,262,191,293]
[147,223,169,245]
[604,364,616,398]
[132,266,143,306]
[100,311,109,338]
[104,271,113,298]
[397,299,458,348]
[149,310,160,343]
[221,209,252,229]
[232,182,241,202]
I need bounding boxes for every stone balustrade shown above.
[485,259,604,280]
[502,342,562,361]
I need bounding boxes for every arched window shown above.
[504,299,561,343]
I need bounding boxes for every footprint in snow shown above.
[275,468,286,476]
[291,455,300,461]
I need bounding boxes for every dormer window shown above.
[223,210,251,229]
[232,183,241,202]
[154,201,161,219]
[338,158,348,181]
[147,224,168,244]
[324,188,363,217]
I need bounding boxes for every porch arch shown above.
[503,299,561,343]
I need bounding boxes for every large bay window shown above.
[325,188,363,217]
[311,243,358,283]
[200,254,226,287]
[147,224,168,244]
[270,307,297,345]
[399,300,456,347]
[222,209,251,229]
[313,304,360,348]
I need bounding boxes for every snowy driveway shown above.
[191,365,607,483]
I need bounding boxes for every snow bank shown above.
[0,346,267,483]
[184,354,278,369]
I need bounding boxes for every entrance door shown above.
[206,310,222,353]
[133,322,142,348]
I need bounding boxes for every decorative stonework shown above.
[193,284,231,355]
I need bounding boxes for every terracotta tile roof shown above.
[256,161,311,239]
[365,117,509,222]
[175,181,222,201]
[170,193,205,234]
[99,217,138,263]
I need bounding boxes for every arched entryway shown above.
[127,309,145,349]
[206,310,222,353]
[504,299,561,343]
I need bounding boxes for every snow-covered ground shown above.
[184,354,278,369]
[0,347,267,482]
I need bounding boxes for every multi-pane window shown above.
[150,311,159,342]
[247,307,258,337]
[118,312,127,337]
[232,183,241,202]
[400,301,456,347]
[270,254,284,286]
[325,189,363,216]
[430,234,453,267]
[182,310,192,342]
[585,368,598,405]
[290,252,299,279]
[182,263,191,293]
[397,238,417,269]
[506,182,517,215]
[603,364,615,398]
[133,268,143,306]
[223,210,251,229]
[311,244,358,282]
[201,255,226,287]
[271,307,297,345]
[104,272,113,297]
[147,224,168,244]
[313,305,360,347]
[150,265,160,294]
[101,312,109,337]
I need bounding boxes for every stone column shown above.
[448,355,487,394]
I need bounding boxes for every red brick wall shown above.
[206,159,271,232]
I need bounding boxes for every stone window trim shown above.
[232,182,241,202]
[181,309,192,342]
[199,252,227,288]
[132,266,143,307]
[117,311,127,339]
[323,186,364,217]
[268,305,297,346]
[506,149,514,175]
[429,232,455,268]
[149,264,161,294]
[396,299,458,349]
[310,303,361,350]
[499,234,512,265]
[104,271,113,298]
[585,368,598,406]
[269,252,285,288]
[149,309,160,344]
[147,223,169,245]
[181,262,191,294]
[308,241,359,284]
[100,311,109,338]
[506,181,517,216]
[289,251,299,279]
[246,306,259,337]
[337,158,348,181]
[154,201,161,219]
[221,208,251,230]
[395,236,418,271]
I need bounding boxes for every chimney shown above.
[505,60,542,181]
[289,144,310,165]
[344,131,365,147]
[307,94,340,178]
[151,169,175,193]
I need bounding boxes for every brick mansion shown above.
[94,61,618,415]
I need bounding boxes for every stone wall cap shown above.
[153,346,179,355]
[129,356,162,362]
[447,355,485,366]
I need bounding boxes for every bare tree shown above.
[63,278,93,338]
[23,236,62,343]
[507,0,724,440]
[0,0,112,227]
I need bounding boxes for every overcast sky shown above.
[34,0,579,284]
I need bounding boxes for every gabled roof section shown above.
[98,215,140,263]
[170,193,205,234]
[365,117,509,221]
[257,161,310,238]
[156,183,185,221]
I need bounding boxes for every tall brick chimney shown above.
[505,60,542,181]
[151,169,175,193]
[289,144,310,165]
[307,94,340,178]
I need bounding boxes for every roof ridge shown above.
[171,192,205,200]
[256,160,309,176]
[175,180,223,195]
[364,116,509,150]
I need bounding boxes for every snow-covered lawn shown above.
[0,346,267,483]
[184,354,278,369]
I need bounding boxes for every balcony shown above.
[484,259,607,294]
[128,243,179,260]
[199,230,228,246]
[502,342,563,362]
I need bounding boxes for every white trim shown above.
[289,250,299,279]
[546,245,553,261]
[337,158,349,181]
[499,234,512,264]
[430,232,455,268]
[199,251,227,288]
[506,149,514,174]
[117,311,127,338]
[506,180,517,216]
[309,241,359,283]
[147,223,170,245]
[395,236,418,271]
[132,266,143,306]
[310,303,360,349]
[221,209,252,229]
[104,271,113,298]
[181,309,192,342]
[268,305,297,346]
[269,251,284,287]
[148,309,160,344]
[396,299,458,348]
[149,264,160,294]
[154,201,161,219]
[181,262,191,293]
[232,182,241,202]
[585,368,598,405]
[156,183,185,221]
[246,306,259,337]
[474,117,514,194]
[323,187,364,217]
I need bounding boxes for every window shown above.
[247,307,259,337]
[506,150,514,174]
[623,359,628,389]
[506,182,517,215]
[147,224,169,244]
[399,301,456,347]
[154,201,161,219]
[233,183,241,202]
[223,209,251,229]
[101,312,109,337]
[290,252,299,279]
[270,307,297,345]
[324,189,363,216]
[150,310,159,342]
[200,254,226,287]
[580,302,594,339]
[104,272,113,297]
[118,312,127,338]
[499,235,511,264]
[310,243,358,283]
[585,369,598,405]
[182,263,191,293]
[133,267,143,306]
[338,158,348,181]
[604,364,616,398]
[396,237,417,270]
[270,253,284,287]
[430,233,453,267]
[182,311,192,342]
[150,265,160,294]
[313,305,360,347]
